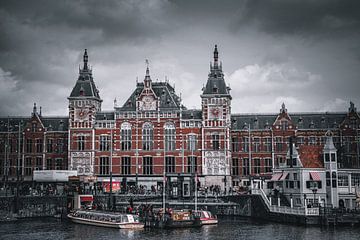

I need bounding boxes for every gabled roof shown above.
[95,111,115,121]
[0,116,68,132]
[118,81,185,112]
[182,109,202,120]
[298,145,324,168]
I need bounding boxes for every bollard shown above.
[278,197,280,207]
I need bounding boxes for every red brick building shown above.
[1,46,359,196]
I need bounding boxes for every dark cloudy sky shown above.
[1,0,360,116]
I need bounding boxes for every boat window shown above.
[122,215,128,222]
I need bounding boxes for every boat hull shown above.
[67,214,144,229]
[200,218,218,225]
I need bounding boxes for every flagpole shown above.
[195,172,198,211]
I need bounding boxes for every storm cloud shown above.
[0,0,359,116]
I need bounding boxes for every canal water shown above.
[1,217,360,240]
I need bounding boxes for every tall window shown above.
[35,157,42,170]
[36,139,43,153]
[165,156,175,173]
[55,158,63,170]
[121,157,131,175]
[275,137,282,152]
[264,158,272,173]
[25,157,32,176]
[142,123,153,151]
[99,157,110,175]
[78,136,85,151]
[47,139,53,153]
[212,133,219,150]
[232,137,239,152]
[243,137,249,152]
[309,136,316,145]
[187,135,197,151]
[26,139,32,153]
[121,122,132,151]
[57,139,64,153]
[187,156,197,173]
[253,138,260,152]
[100,135,110,151]
[264,137,272,152]
[254,158,261,174]
[164,122,176,151]
[46,158,53,170]
[143,157,153,174]
[232,158,239,175]
[242,158,249,176]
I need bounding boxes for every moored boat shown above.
[194,210,218,225]
[67,210,144,229]
[164,210,201,228]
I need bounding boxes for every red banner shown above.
[102,182,121,193]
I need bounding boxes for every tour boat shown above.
[194,210,218,225]
[162,210,202,228]
[67,210,144,229]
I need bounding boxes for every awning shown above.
[279,172,289,181]
[309,172,321,181]
[270,173,282,181]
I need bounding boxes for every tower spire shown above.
[83,49,88,70]
[144,59,152,88]
[213,44,219,67]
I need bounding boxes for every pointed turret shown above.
[144,59,152,89]
[68,49,101,101]
[202,45,231,97]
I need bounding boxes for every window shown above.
[281,120,288,130]
[243,137,249,152]
[35,157,42,170]
[187,156,197,173]
[326,171,331,187]
[143,157,153,175]
[351,173,360,186]
[47,139,53,153]
[165,156,175,173]
[276,156,283,167]
[164,122,176,151]
[32,123,37,132]
[325,153,330,162]
[26,139,32,153]
[242,158,250,176]
[57,139,64,153]
[297,137,304,145]
[212,133,219,150]
[253,138,260,152]
[78,136,85,151]
[264,158,272,173]
[25,157,32,176]
[232,158,239,175]
[338,174,349,186]
[309,137,316,145]
[142,123,153,151]
[46,158,53,170]
[100,135,110,151]
[121,157,131,175]
[99,157,110,175]
[187,135,197,151]
[36,139,43,153]
[254,158,261,174]
[121,122,132,151]
[331,153,336,162]
[275,137,282,152]
[55,158,63,170]
[232,137,239,152]
[264,138,272,152]
[332,172,337,188]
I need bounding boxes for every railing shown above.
[252,188,319,216]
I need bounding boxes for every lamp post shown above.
[311,183,318,207]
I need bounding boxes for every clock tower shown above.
[201,45,232,190]
[68,49,102,176]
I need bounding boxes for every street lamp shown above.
[311,182,318,207]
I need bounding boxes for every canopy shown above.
[309,172,321,181]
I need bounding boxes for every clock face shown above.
[140,95,156,111]
[75,108,89,121]
[209,106,222,119]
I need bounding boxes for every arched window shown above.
[121,122,131,151]
[142,122,153,151]
[164,122,176,151]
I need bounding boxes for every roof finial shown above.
[83,49,88,70]
[214,44,219,65]
[349,101,356,113]
[39,106,42,117]
[145,59,150,77]
[281,102,287,113]
[33,102,37,115]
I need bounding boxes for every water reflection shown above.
[0,218,360,240]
